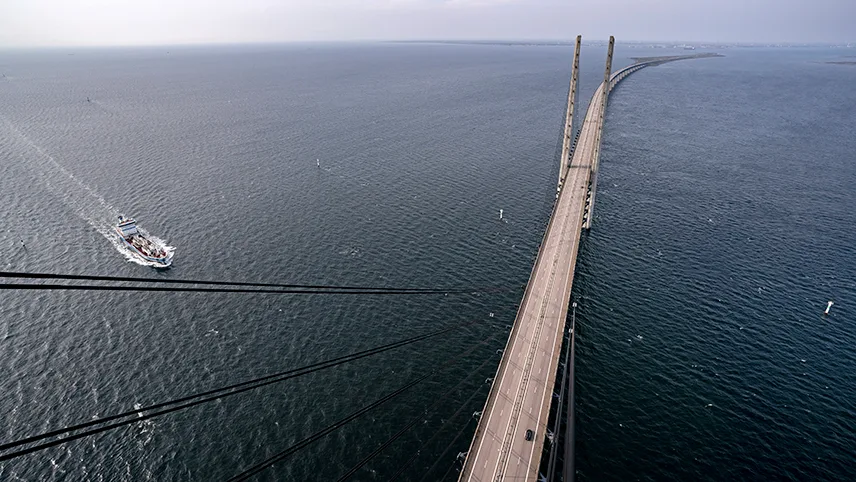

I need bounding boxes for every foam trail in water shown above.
[0,116,173,266]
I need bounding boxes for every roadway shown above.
[458,51,718,482]
[458,79,607,482]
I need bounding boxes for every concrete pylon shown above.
[558,35,582,189]
[593,35,614,175]
[584,36,614,230]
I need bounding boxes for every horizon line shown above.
[0,38,852,50]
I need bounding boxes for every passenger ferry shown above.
[115,216,173,267]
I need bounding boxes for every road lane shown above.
[459,82,607,482]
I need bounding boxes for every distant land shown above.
[630,53,725,63]
[388,40,854,49]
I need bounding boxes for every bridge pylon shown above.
[458,38,721,482]
[558,35,582,190]
[583,35,614,230]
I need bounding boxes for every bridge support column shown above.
[558,35,582,190]
[584,36,614,230]
[459,49,722,482]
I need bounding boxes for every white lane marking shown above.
[521,146,588,477]
[494,150,588,480]
[464,85,604,481]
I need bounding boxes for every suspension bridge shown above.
[0,36,720,481]
[458,37,719,482]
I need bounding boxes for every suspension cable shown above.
[226,337,494,481]
[0,322,476,462]
[418,403,483,482]
[0,283,472,295]
[337,349,498,481]
[0,271,488,293]
[385,363,493,482]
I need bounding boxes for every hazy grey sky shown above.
[1,0,853,47]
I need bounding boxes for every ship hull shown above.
[115,228,173,267]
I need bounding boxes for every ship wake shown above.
[0,116,174,267]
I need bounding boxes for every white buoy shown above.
[316,158,320,168]
[499,209,503,220]
[824,301,833,315]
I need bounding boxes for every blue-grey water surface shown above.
[0,43,854,481]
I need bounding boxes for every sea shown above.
[0,42,854,481]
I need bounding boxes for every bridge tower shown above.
[583,35,614,230]
[558,36,582,190]
[458,44,720,482]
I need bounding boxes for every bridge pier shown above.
[458,41,720,482]
[583,36,614,230]
[558,36,582,190]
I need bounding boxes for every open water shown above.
[0,43,854,481]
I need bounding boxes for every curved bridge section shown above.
[458,41,720,482]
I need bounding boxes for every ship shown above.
[115,216,173,267]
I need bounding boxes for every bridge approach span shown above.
[458,46,720,482]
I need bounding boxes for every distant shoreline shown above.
[630,53,725,63]
[385,40,852,49]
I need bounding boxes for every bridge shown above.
[0,39,722,481]
[458,37,720,482]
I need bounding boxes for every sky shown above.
[0,0,853,47]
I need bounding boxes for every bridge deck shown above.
[458,80,607,482]
[458,52,719,482]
